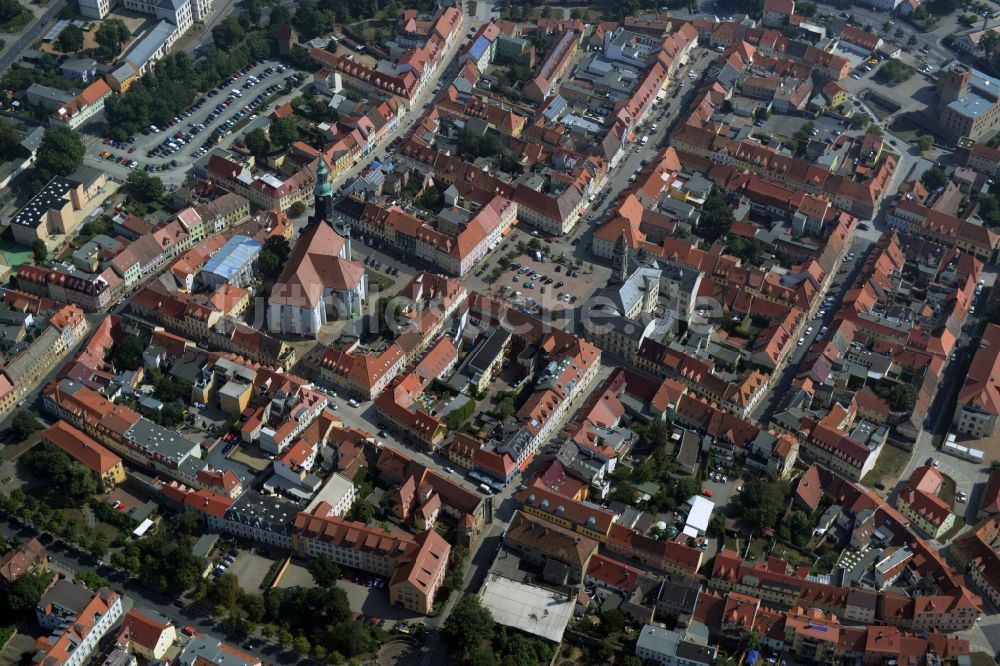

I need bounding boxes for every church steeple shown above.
[613,232,629,284]
[308,158,335,229]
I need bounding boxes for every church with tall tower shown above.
[306,157,353,260]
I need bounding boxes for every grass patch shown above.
[939,474,956,506]
[0,436,38,462]
[771,543,813,568]
[971,653,994,666]
[861,443,912,493]
[0,625,14,650]
[366,269,394,292]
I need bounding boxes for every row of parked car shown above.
[212,550,239,577]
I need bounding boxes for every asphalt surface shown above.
[81,62,311,186]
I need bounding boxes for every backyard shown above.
[861,444,912,495]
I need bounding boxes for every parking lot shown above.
[83,61,308,183]
[218,549,281,591]
[490,252,589,315]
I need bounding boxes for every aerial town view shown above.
[5,0,1000,663]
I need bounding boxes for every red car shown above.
[702,489,713,497]
[182,625,196,636]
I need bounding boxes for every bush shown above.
[0,0,31,31]
[874,60,915,85]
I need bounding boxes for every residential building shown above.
[635,625,716,666]
[953,516,1000,607]
[953,323,1000,438]
[389,530,451,614]
[292,503,450,614]
[0,538,47,589]
[333,194,517,277]
[51,79,113,129]
[41,420,125,491]
[895,466,955,540]
[503,510,599,585]
[762,0,795,27]
[35,583,123,666]
[115,608,176,661]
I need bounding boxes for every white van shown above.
[641,135,649,146]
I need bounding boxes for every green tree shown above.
[245,127,269,158]
[601,608,626,633]
[293,636,311,655]
[918,135,934,153]
[110,334,145,370]
[346,500,376,524]
[495,395,515,418]
[468,645,501,666]
[7,571,50,612]
[288,200,306,217]
[699,195,734,243]
[725,236,764,264]
[307,554,342,588]
[258,249,280,277]
[269,116,298,149]
[739,479,790,531]
[443,596,494,659]
[673,476,702,503]
[57,23,84,52]
[0,0,28,29]
[212,15,246,51]
[922,165,948,190]
[74,570,110,589]
[32,239,47,263]
[22,448,97,504]
[210,573,242,610]
[265,235,290,264]
[11,410,42,441]
[95,18,131,58]
[788,510,813,547]
[873,382,918,411]
[874,60,915,85]
[127,169,164,202]
[36,127,85,180]
[244,0,262,25]
[0,118,26,162]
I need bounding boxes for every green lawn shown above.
[0,238,34,271]
[861,444,912,493]
[940,474,957,506]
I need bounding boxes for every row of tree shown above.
[207,568,381,660]
[104,34,272,138]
